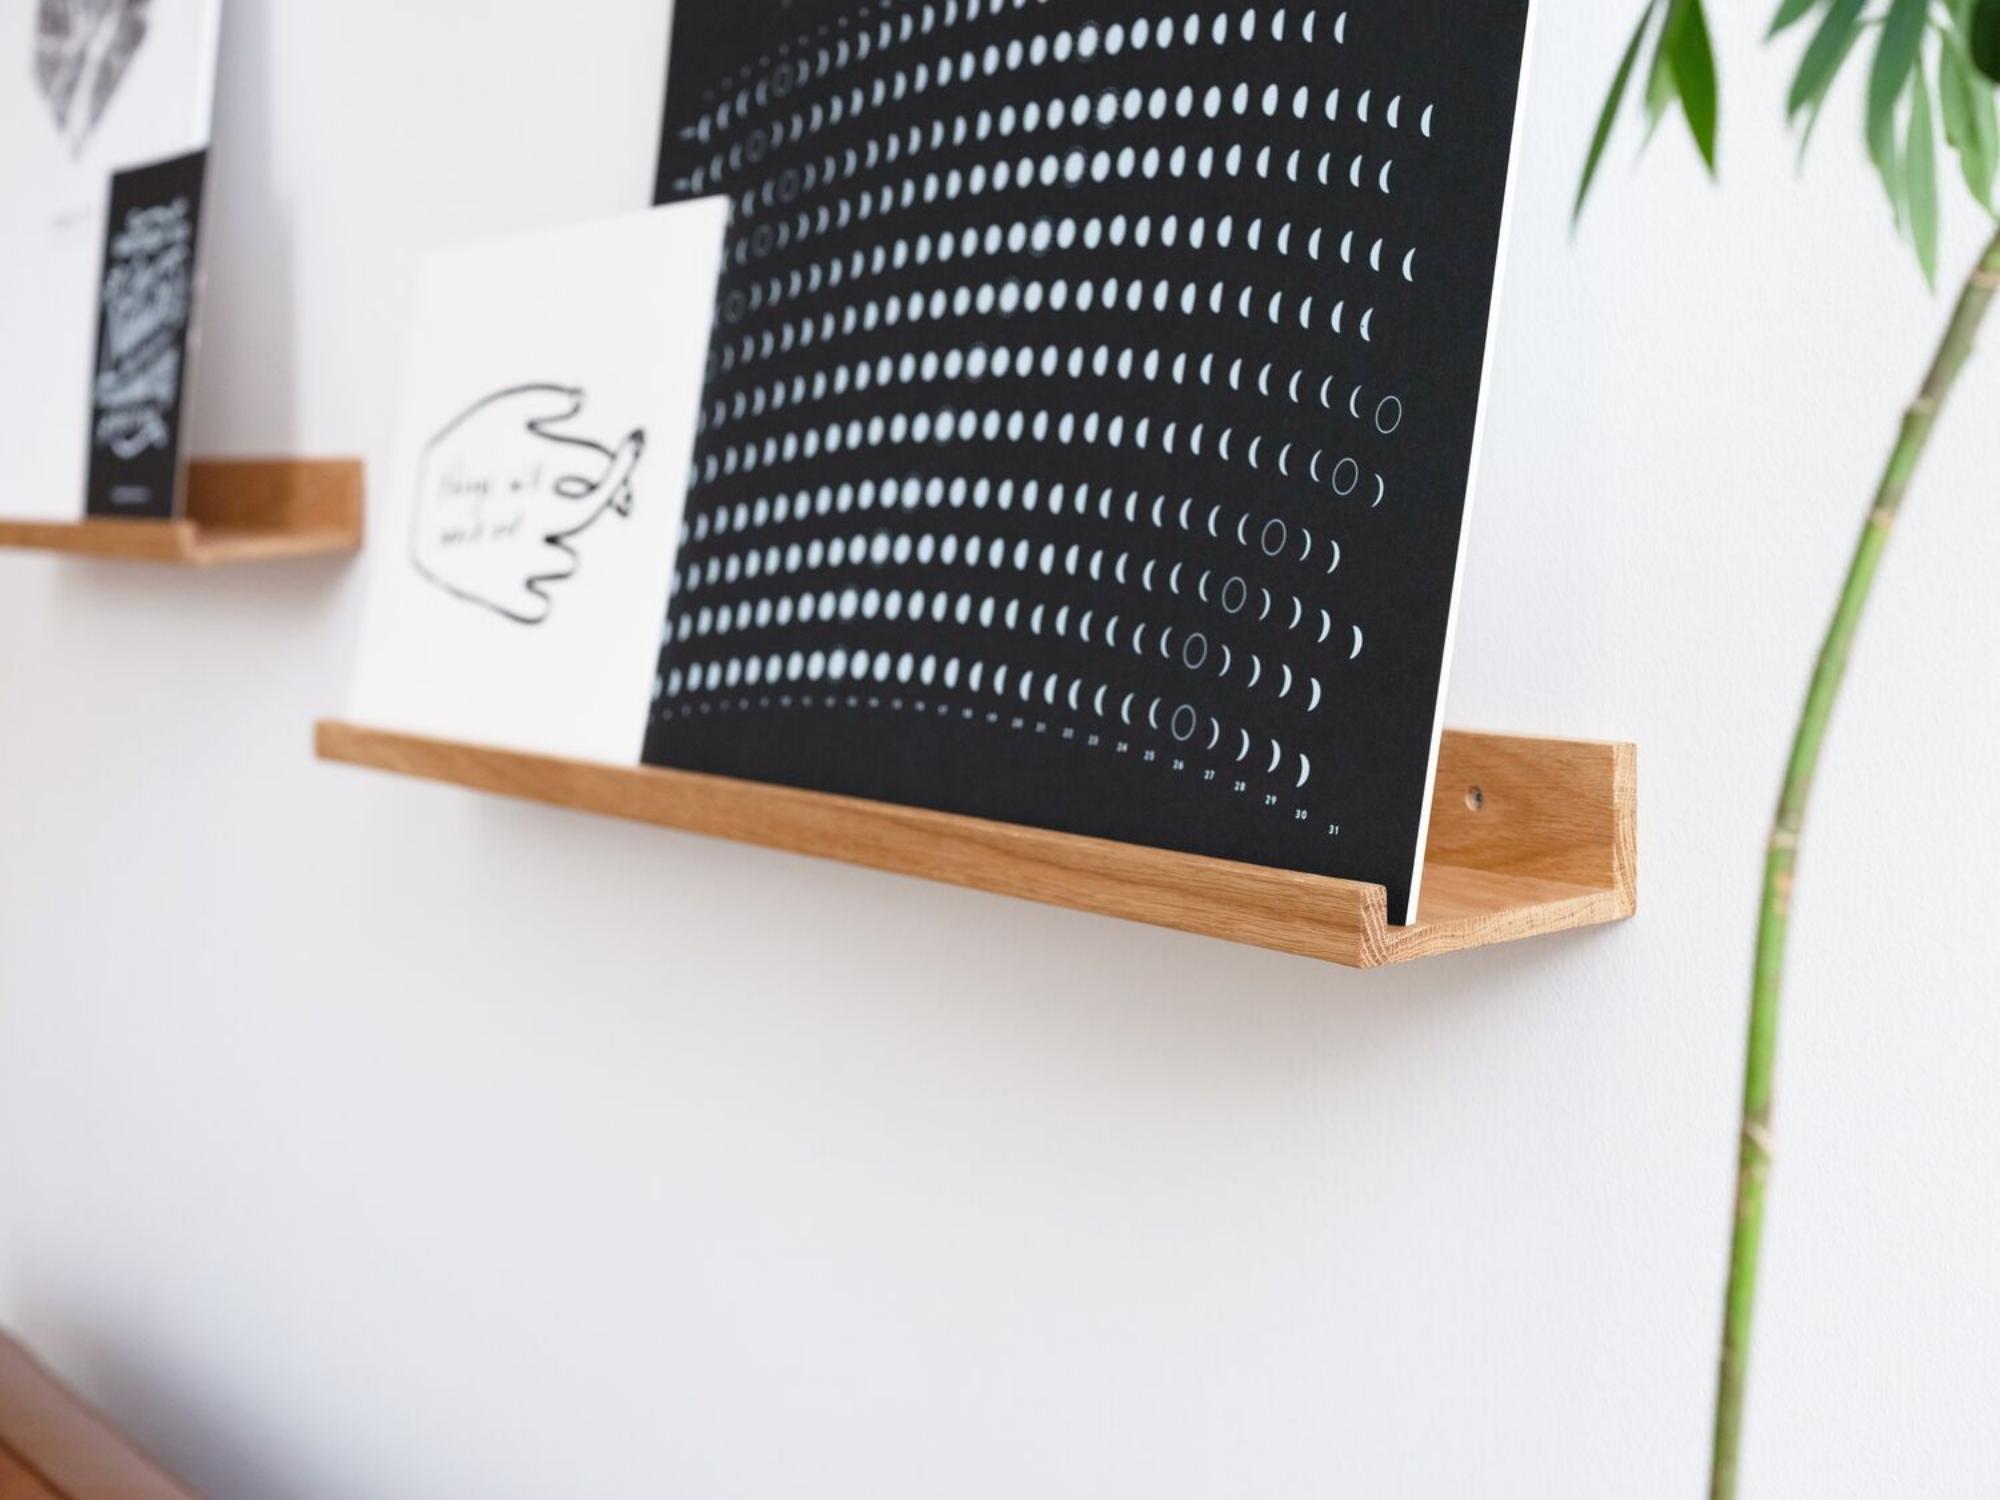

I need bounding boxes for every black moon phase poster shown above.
[646,1,1534,924]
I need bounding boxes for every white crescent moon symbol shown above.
[1360,309,1375,342]
[1069,679,1081,710]
[1289,370,1302,403]
[1093,685,1107,716]
[1319,376,1333,409]
[1349,386,1363,419]
[1170,562,1183,595]
[1208,505,1221,537]
[1198,569,1211,601]
[1219,643,1232,677]
[1402,249,1416,282]
[1248,654,1263,689]
[1148,697,1162,730]
[1328,540,1342,573]
[1237,730,1252,762]
[1259,588,1273,621]
[1158,627,1172,659]
[1309,227,1324,260]
[1258,362,1272,395]
[1176,497,1191,530]
[1379,161,1394,194]
[1297,754,1311,790]
[1308,678,1323,712]
[1246,435,1259,469]
[1310,449,1325,483]
[1236,515,1249,547]
[1350,626,1364,660]
[1289,596,1303,630]
[1208,718,1222,751]
[1120,693,1134,725]
[1318,609,1332,643]
[1143,559,1156,592]
[1267,740,1282,774]
[1349,155,1363,188]
[1280,664,1293,698]
[1279,443,1292,476]
[1131,622,1145,655]
[1372,475,1386,508]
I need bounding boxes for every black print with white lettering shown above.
[644,1,1530,922]
[85,148,205,521]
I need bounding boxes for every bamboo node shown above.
[1743,1120,1776,1160]
[1869,504,1898,532]
[1973,268,2000,290]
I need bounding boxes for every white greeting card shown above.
[0,0,223,520]
[348,199,729,765]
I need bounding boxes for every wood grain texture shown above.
[0,460,363,565]
[0,1444,63,1500]
[0,1335,206,1500]
[316,722,1636,968]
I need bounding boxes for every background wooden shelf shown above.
[0,1332,205,1500]
[0,459,363,565]
[315,722,1636,968]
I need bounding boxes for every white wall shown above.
[5,3,1999,1496]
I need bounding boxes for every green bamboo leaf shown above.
[1866,0,1925,224]
[1576,2,1661,222]
[1939,41,1998,209]
[1770,0,1821,37]
[1646,2,1685,128]
[1976,0,2000,82]
[1869,0,1928,132]
[1794,12,1867,162]
[1906,68,1941,284]
[1787,0,1866,118]
[1671,0,1720,170]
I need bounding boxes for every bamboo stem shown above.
[1709,226,2000,1500]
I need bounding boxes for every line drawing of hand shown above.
[409,383,646,626]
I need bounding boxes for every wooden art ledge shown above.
[0,460,363,565]
[315,724,1637,969]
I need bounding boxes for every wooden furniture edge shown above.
[0,459,363,565]
[0,1334,205,1500]
[315,722,1637,968]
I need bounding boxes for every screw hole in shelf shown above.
[1466,785,1486,812]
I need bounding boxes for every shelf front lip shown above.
[0,458,364,565]
[314,721,1636,970]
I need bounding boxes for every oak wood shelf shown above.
[0,1332,206,1500]
[0,459,363,565]
[315,722,1636,968]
